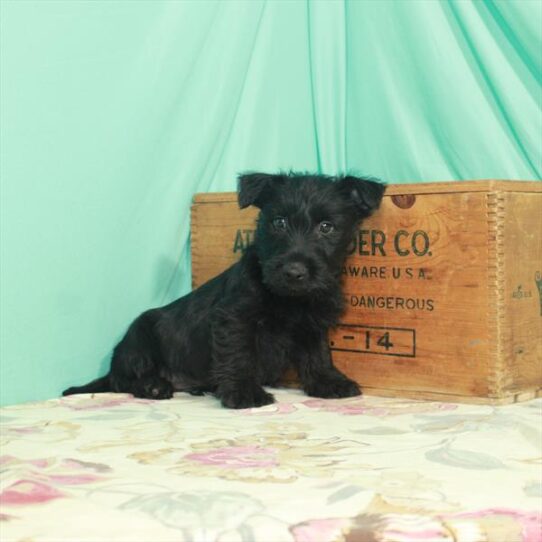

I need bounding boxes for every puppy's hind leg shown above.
[110,313,174,400]
[111,347,174,400]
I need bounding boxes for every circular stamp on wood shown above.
[391,194,416,209]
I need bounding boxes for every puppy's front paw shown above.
[306,378,361,399]
[219,384,275,409]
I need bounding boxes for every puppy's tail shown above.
[62,375,111,396]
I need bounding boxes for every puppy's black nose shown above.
[284,262,308,282]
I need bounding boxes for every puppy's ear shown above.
[337,175,386,218]
[237,172,283,209]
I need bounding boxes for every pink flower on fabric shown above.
[184,446,279,469]
[0,456,52,469]
[47,474,103,485]
[302,398,387,415]
[7,427,41,434]
[303,398,457,416]
[0,480,65,505]
[0,456,109,508]
[60,394,152,411]
[450,508,542,542]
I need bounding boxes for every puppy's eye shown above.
[319,221,335,235]
[272,216,288,231]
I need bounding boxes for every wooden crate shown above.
[191,180,542,404]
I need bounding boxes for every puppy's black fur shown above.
[63,172,385,408]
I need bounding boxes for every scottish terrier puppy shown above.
[63,172,385,408]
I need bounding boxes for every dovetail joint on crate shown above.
[486,191,510,398]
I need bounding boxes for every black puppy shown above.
[63,172,385,408]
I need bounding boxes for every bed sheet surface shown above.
[1,389,541,542]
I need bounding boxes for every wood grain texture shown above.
[502,192,542,395]
[191,181,542,403]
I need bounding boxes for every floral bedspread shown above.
[1,389,541,542]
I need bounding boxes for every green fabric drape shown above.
[1,0,540,405]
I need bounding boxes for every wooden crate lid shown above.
[193,180,541,204]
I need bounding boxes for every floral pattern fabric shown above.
[1,389,541,542]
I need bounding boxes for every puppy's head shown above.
[238,171,386,297]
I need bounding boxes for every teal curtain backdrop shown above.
[1,0,541,405]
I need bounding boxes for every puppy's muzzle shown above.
[283,262,309,283]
